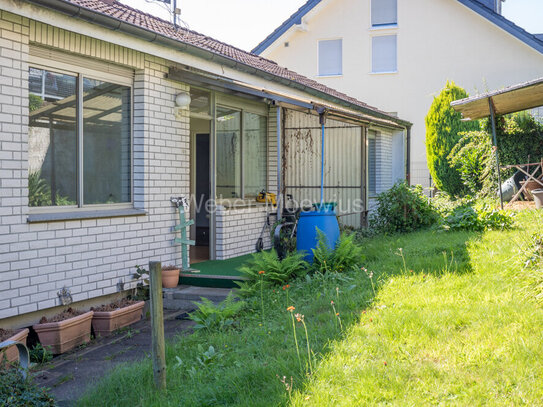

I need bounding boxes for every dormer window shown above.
[371,0,397,27]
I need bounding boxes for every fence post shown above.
[149,260,166,390]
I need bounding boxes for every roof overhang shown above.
[451,77,543,120]
[168,67,408,129]
[24,0,410,129]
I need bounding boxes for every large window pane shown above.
[28,68,77,207]
[372,35,397,73]
[243,113,267,197]
[216,107,241,198]
[189,87,210,117]
[318,39,342,76]
[83,79,131,204]
[371,0,397,26]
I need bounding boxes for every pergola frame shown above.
[451,77,543,209]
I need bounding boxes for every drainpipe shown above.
[488,98,504,209]
[317,107,326,205]
[406,125,411,185]
[276,105,282,219]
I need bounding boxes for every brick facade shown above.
[0,12,191,324]
[215,205,274,260]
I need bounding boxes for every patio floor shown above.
[183,253,255,288]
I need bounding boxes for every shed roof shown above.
[451,77,543,120]
[29,0,409,128]
[252,0,543,56]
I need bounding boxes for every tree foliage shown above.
[448,129,496,196]
[448,113,543,198]
[494,112,543,168]
[425,81,479,196]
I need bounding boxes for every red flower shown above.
[258,270,265,275]
[287,306,295,312]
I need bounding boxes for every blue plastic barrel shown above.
[296,208,340,262]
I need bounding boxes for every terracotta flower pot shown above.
[162,268,180,288]
[92,301,145,337]
[33,311,94,355]
[0,328,29,365]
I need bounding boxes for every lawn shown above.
[78,210,543,406]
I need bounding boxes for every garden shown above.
[3,81,543,406]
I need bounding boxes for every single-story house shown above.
[0,0,409,327]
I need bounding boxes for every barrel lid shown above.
[299,209,337,217]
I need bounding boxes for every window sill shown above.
[27,208,147,223]
[370,24,398,31]
[370,71,398,75]
[316,74,343,78]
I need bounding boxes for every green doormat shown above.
[184,253,254,288]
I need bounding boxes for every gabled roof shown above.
[457,0,543,54]
[28,0,409,127]
[252,0,322,55]
[252,0,543,56]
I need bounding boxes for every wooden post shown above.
[149,261,166,390]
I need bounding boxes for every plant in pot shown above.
[162,265,180,288]
[91,298,145,337]
[33,308,94,355]
[0,328,30,365]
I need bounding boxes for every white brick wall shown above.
[0,12,190,323]
[215,205,274,260]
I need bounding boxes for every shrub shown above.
[188,293,245,332]
[425,81,480,196]
[495,112,543,170]
[448,129,497,197]
[370,181,439,234]
[448,112,543,198]
[312,232,366,273]
[0,366,55,406]
[236,250,309,297]
[442,203,514,232]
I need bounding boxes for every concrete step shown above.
[163,285,232,310]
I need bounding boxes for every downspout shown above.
[276,105,282,219]
[317,108,326,205]
[406,125,411,185]
[488,98,504,209]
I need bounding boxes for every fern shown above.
[312,231,366,274]
[236,250,309,297]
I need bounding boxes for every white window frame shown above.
[370,0,398,28]
[370,34,398,74]
[28,58,134,214]
[317,38,343,77]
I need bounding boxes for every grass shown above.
[78,211,543,406]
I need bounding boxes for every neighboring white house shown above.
[253,0,543,190]
[0,0,409,327]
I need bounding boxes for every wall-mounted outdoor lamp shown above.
[174,91,191,119]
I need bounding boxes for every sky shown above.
[119,0,543,52]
